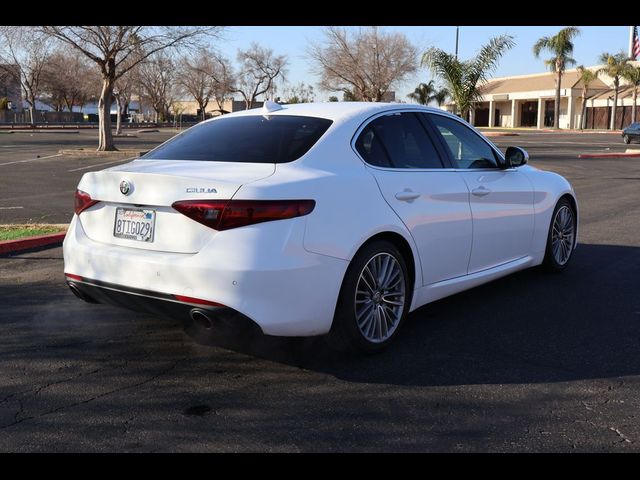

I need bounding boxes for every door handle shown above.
[395,191,421,202]
[472,186,491,197]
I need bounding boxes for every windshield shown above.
[142,115,333,163]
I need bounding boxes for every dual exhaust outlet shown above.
[68,281,219,331]
[189,308,214,330]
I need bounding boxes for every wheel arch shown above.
[349,230,419,294]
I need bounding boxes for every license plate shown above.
[113,208,155,242]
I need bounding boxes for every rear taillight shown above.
[171,199,315,231]
[74,190,98,215]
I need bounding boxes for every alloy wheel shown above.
[551,205,575,266]
[354,253,406,343]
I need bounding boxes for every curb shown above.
[483,132,520,137]
[578,152,640,159]
[0,232,66,255]
[59,149,147,157]
[10,130,80,134]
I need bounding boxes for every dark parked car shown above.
[622,123,640,144]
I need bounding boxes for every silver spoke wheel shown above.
[354,252,405,344]
[551,205,575,266]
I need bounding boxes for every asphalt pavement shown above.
[0,129,177,224]
[1,130,640,451]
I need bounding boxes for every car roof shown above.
[214,102,452,124]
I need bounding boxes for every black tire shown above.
[623,134,631,144]
[542,198,576,272]
[327,239,411,354]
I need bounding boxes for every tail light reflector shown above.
[173,294,225,307]
[74,190,98,215]
[171,199,315,231]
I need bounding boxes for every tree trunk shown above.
[28,104,35,126]
[610,86,619,130]
[98,77,116,151]
[115,94,122,136]
[554,70,561,129]
[580,91,586,130]
[633,89,637,125]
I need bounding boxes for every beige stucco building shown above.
[464,62,640,130]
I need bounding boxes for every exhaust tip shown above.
[67,282,98,304]
[190,309,213,330]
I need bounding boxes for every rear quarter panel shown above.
[234,134,424,288]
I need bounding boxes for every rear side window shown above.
[355,112,444,169]
[143,115,332,163]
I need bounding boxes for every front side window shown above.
[143,115,333,163]
[426,114,500,169]
[355,112,444,169]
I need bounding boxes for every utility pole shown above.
[455,26,459,59]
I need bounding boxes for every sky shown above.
[210,26,632,102]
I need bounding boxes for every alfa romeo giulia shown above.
[64,102,578,352]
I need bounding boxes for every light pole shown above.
[455,26,459,59]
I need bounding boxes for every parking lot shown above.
[1,129,640,452]
[0,129,176,224]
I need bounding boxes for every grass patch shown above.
[0,224,66,241]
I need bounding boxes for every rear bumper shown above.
[66,275,258,330]
[63,215,348,336]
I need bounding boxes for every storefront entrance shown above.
[544,100,555,127]
[520,101,538,127]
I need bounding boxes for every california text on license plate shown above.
[113,208,155,242]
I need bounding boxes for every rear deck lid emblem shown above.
[120,179,132,195]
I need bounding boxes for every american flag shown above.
[633,26,640,59]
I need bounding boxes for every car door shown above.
[424,112,535,274]
[354,111,473,286]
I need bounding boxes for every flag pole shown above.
[629,26,634,59]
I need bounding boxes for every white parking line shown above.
[0,153,62,166]
[0,206,24,210]
[67,158,134,172]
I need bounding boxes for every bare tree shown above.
[40,26,221,150]
[137,53,176,123]
[179,49,217,120]
[0,26,53,125]
[281,82,315,103]
[201,55,236,113]
[41,46,98,113]
[308,26,418,102]
[113,67,137,134]
[234,43,287,109]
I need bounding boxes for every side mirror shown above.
[504,146,529,168]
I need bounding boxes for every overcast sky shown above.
[212,26,632,102]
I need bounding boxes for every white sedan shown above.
[64,102,578,353]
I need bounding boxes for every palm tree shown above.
[407,80,437,105]
[422,35,515,120]
[432,87,450,108]
[533,26,580,130]
[621,64,640,125]
[597,51,630,130]
[576,65,597,130]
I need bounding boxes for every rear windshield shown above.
[142,115,333,163]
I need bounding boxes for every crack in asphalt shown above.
[609,427,632,444]
[0,358,186,430]
[121,415,137,435]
